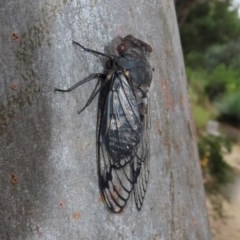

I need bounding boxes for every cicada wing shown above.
[98,141,134,213]
[97,72,144,213]
[133,125,150,210]
[97,72,150,213]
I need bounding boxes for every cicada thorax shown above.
[116,56,152,87]
[116,56,151,126]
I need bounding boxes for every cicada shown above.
[55,35,153,213]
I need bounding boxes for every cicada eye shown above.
[145,44,152,53]
[117,43,128,54]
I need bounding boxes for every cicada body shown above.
[55,35,153,213]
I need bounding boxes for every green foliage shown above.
[186,67,207,88]
[187,68,217,130]
[205,38,240,71]
[199,135,233,187]
[185,51,205,69]
[204,65,240,100]
[177,0,240,218]
[192,105,211,129]
[216,92,240,127]
[178,0,240,57]
[187,64,240,129]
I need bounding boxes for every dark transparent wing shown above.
[133,124,150,210]
[97,72,150,213]
[133,88,150,210]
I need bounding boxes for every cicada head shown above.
[117,35,152,58]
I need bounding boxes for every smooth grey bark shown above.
[0,0,211,239]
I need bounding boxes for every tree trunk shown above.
[0,0,211,239]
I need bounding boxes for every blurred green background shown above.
[176,0,240,184]
[175,0,240,227]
